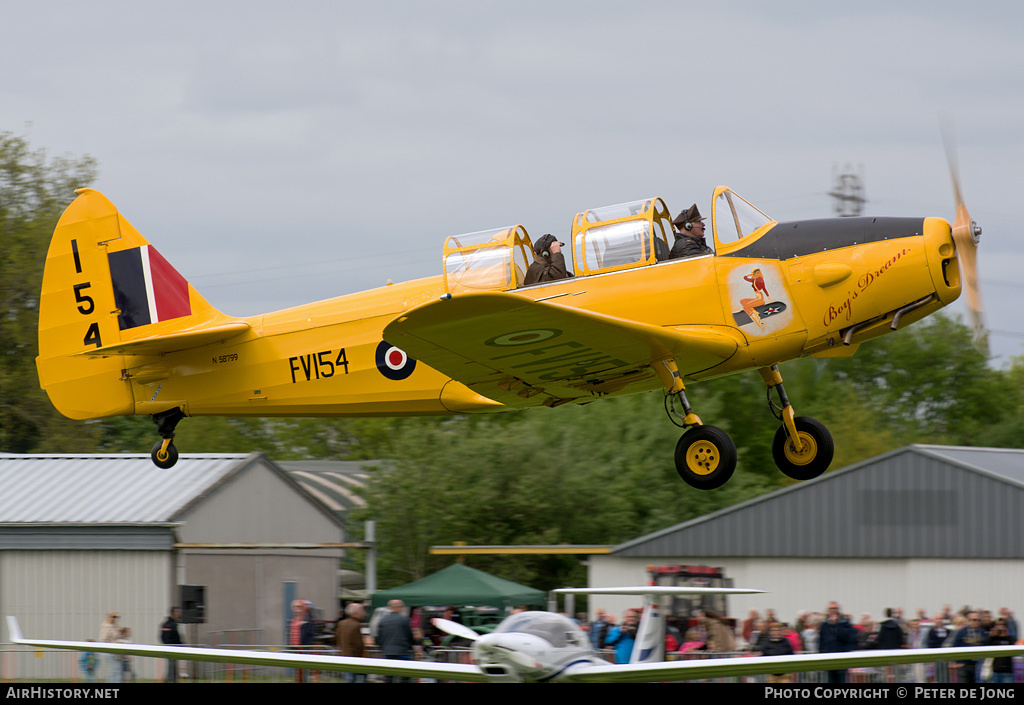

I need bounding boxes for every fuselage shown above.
[124,216,958,420]
[36,188,961,423]
[471,611,606,683]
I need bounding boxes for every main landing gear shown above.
[657,359,736,491]
[150,408,185,469]
[760,365,834,481]
[662,361,833,490]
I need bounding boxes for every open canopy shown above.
[369,563,546,611]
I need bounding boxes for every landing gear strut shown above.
[659,359,737,490]
[760,365,833,481]
[659,359,835,489]
[151,408,185,469]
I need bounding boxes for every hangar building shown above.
[0,453,360,680]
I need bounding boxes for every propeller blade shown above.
[432,617,479,641]
[941,117,964,211]
[942,121,988,354]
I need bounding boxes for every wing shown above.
[554,586,764,597]
[383,291,739,408]
[7,617,488,683]
[12,617,1024,684]
[564,646,1024,683]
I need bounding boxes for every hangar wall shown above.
[1,550,172,680]
[587,555,1023,637]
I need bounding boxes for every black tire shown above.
[151,441,179,469]
[772,416,834,481]
[674,425,737,490]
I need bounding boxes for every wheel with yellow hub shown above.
[772,416,834,481]
[151,441,179,469]
[674,425,737,490]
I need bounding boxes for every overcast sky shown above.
[4,0,1023,364]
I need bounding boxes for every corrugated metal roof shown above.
[0,453,250,523]
[916,445,1024,484]
[612,444,1024,559]
[275,460,372,518]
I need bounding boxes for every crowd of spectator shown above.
[578,603,1020,684]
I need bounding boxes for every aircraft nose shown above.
[473,632,544,672]
[923,217,962,307]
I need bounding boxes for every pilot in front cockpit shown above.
[669,204,714,259]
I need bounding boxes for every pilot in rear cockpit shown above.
[523,233,575,285]
[669,204,714,259]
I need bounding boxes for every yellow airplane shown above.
[36,169,982,490]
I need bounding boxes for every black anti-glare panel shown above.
[722,217,924,260]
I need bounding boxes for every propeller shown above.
[432,617,480,642]
[432,617,542,671]
[942,121,988,354]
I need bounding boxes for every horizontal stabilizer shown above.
[553,586,764,596]
[79,321,252,357]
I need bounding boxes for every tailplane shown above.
[37,189,235,420]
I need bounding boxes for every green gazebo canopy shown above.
[369,563,546,611]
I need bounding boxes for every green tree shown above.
[351,392,770,591]
[818,313,1007,445]
[974,354,1024,448]
[0,133,98,452]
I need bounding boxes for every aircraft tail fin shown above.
[631,592,666,664]
[6,616,25,644]
[36,189,233,420]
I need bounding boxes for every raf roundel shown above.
[375,341,417,380]
[484,328,562,347]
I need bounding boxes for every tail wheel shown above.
[772,416,834,481]
[151,441,179,469]
[674,425,737,490]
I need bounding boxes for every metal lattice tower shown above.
[829,164,866,217]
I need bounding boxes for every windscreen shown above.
[495,612,589,649]
[714,190,773,244]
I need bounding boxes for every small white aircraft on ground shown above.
[8,589,1024,683]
